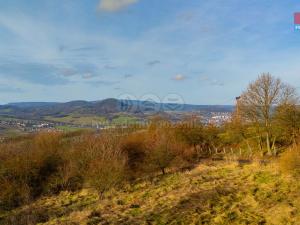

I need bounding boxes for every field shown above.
[45,114,139,126]
[111,115,139,125]
[2,160,299,225]
[45,115,107,126]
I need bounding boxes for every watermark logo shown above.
[118,93,138,112]
[118,93,186,115]
[140,94,161,113]
[162,94,185,111]
[294,13,300,30]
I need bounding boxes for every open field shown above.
[1,160,299,225]
[45,115,107,126]
[111,115,139,125]
[45,114,140,126]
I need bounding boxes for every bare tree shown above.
[239,73,298,155]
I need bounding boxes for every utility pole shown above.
[233,96,241,122]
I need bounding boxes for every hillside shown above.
[1,160,299,225]
[0,99,234,120]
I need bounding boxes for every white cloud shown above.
[98,0,139,12]
[172,74,186,81]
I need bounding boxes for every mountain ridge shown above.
[0,98,234,120]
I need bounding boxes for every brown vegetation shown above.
[279,145,300,177]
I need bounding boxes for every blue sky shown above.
[0,0,299,104]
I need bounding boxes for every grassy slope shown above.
[2,161,300,225]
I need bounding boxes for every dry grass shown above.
[2,160,300,225]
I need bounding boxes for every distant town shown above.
[0,111,232,136]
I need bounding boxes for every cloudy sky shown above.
[0,0,299,104]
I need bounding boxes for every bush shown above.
[0,132,79,209]
[120,133,147,178]
[87,155,126,198]
[279,147,300,177]
[77,133,127,197]
[145,127,192,175]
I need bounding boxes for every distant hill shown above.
[7,102,58,108]
[0,99,234,120]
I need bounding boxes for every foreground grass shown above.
[1,161,300,225]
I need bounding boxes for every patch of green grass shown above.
[55,125,86,132]
[112,115,138,125]
[1,128,25,137]
[254,171,277,184]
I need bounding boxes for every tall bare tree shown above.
[239,73,298,155]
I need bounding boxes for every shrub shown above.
[64,133,128,197]
[81,134,127,198]
[87,155,126,198]
[279,147,300,177]
[0,132,72,209]
[120,133,147,178]
[145,127,192,175]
